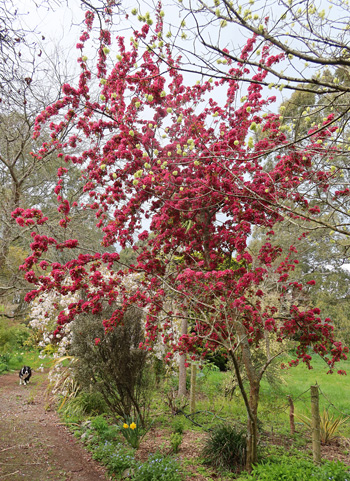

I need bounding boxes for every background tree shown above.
[0,0,114,318]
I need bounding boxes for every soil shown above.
[0,370,109,481]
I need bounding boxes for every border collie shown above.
[19,366,32,385]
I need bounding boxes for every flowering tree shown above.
[14,5,349,470]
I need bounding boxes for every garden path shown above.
[0,371,109,481]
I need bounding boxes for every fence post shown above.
[287,395,295,435]
[311,385,321,464]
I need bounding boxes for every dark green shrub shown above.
[70,305,151,424]
[0,361,8,373]
[60,391,108,421]
[202,424,247,472]
[79,391,107,415]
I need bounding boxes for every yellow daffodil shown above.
[130,422,137,430]
[123,423,129,429]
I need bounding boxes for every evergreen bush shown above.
[70,305,151,423]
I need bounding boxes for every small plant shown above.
[171,417,185,434]
[133,452,183,481]
[92,441,135,477]
[164,387,189,415]
[296,408,349,444]
[119,416,149,449]
[202,424,247,472]
[91,415,109,436]
[60,392,107,421]
[170,432,183,453]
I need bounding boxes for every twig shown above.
[177,409,229,429]
[0,444,29,452]
[0,471,20,479]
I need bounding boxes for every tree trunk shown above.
[246,381,260,471]
[178,317,188,397]
[229,350,259,472]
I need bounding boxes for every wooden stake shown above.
[288,395,295,435]
[311,385,321,464]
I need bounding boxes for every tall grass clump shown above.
[202,424,247,471]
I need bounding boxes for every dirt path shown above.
[0,371,109,481]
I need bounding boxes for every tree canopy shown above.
[12,3,350,469]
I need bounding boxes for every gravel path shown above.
[0,371,109,481]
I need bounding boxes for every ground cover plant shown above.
[61,412,184,480]
[236,455,350,481]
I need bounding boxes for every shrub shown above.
[202,424,247,472]
[0,320,30,353]
[61,391,108,421]
[79,391,107,415]
[243,456,350,480]
[133,453,183,481]
[70,305,152,423]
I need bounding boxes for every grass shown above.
[0,346,54,376]
[259,356,350,436]
[152,355,350,438]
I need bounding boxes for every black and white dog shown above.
[19,366,32,385]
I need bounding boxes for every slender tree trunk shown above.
[229,350,260,472]
[246,381,260,471]
[178,317,188,397]
[230,322,262,471]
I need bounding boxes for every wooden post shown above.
[311,385,321,464]
[287,395,295,435]
[190,364,197,414]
